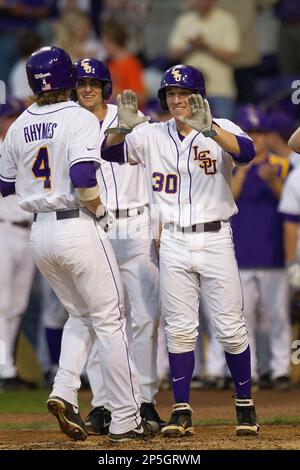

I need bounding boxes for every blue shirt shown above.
[231,154,289,269]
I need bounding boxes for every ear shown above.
[102,82,112,100]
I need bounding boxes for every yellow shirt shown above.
[168,7,240,98]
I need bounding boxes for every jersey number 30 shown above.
[153,172,177,193]
[32,147,51,189]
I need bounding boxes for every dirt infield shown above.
[1,389,300,450]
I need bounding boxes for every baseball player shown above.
[73,58,163,433]
[279,123,300,293]
[101,64,259,437]
[0,98,35,390]
[278,147,300,291]
[0,46,151,443]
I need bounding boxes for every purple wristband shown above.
[0,179,16,197]
[229,135,255,164]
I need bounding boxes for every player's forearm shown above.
[211,124,242,154]
[101,138,127,164]
[284,221,299,263]
[81,195,103,216]
[288,127,300,153]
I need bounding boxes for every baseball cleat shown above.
[140,402,166,433]
[47,396,88,441]
[108,420,153,442]
[161,403,194,438]
[235,397,260,436]
[85,406,111,435]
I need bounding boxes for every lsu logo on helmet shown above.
[81,59,95,74]
[171,68,182,82]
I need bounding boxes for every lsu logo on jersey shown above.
[81,59,95,74]
[171,68,182,82]
[193,146,217,175]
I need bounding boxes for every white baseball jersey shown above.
[0,140,32,222]
[124,118,249,226]
[98,104,149,210]
[279,165,300,215]
[0,102,101,213]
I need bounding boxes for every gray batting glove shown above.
[179,94,212,133]
[117,90,150,130]
[287,261,300,289]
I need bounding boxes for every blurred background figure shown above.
[0,98,36,390]
[276,0,300,76]
[167,0,240,119]
[219,0,277,105]
[54,8,106,61]
[101,19,147,105]
[8,29,42,105]
[267,111,299,167]
[231,106,291,390]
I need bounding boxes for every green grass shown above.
[194,416,300,427]
[0,422,57,431]
[0,390,89,414]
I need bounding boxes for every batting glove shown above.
[179,94,213,135]
[96,210,115,233]
[287,261,300,289]
[117,90,150,130]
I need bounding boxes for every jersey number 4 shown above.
[32,147,51,189]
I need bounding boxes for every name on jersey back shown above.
[24,123,58,143]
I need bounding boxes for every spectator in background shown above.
[167,0,240,119]
[267,111,299,167]
[0,0,50,82]
[54,9,106,61]
[101,19,147,105]
[276,0,300,75]
[100,0,149,57]
[9,29,41,105]
[231,106,291,390]
[56,0,104,37]
[219,0,277,104]
[0,98,36,391]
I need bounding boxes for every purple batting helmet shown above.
[74,58,112,100]
[237,106,269,133]
[26,46,76,95]
[158,64,206,110]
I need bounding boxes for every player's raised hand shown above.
[179,94,212,133]
[117,90,150,130]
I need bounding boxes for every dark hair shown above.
[101,19,128,47]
